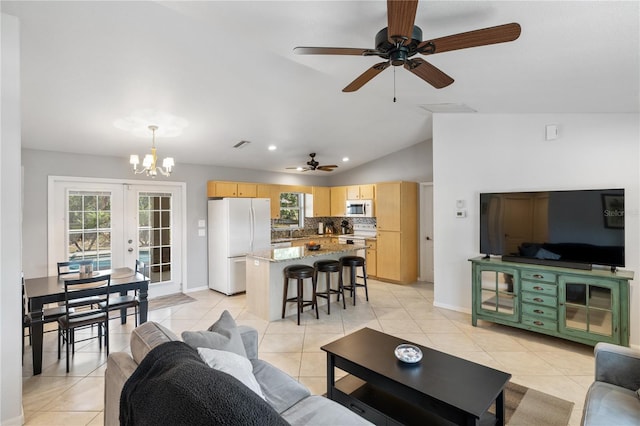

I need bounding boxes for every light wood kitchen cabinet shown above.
[346,184,375,200]
[237,183,257,197]
[207,181,238,197]
[376,182,401,231]
[207,181,257,198]
[375,181,418,284]
[330,186,347,216]
[365,238,377,277]
[285,185,312,194]
[257,184,281,219]
[307,186,331,217]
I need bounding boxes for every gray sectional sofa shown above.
[105,319,372,425]
[581,342,640,425]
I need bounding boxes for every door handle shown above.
[128,248,134,253]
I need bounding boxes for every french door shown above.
[49,177,184,297]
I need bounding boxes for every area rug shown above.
[498,381,574,425]
[148,293,196,311]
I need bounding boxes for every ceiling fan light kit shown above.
[294,0,521,93]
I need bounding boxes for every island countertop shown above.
[249,243,367,263]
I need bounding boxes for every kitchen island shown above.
[246,243,365,321]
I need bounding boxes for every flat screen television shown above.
[479,188,625,269]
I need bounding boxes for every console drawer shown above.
[521,270,556,283]
[521,292,557,307]
[521,280,557,296]
[522,315,557,331]
[522,303,557,320]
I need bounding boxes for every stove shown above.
[338,224,377,245]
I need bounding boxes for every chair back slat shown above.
[63,274,111,316]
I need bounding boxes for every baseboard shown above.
[184,285,209,293]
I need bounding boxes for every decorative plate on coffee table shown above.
[395,344,423,363]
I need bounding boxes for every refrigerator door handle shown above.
[249,206,255,251]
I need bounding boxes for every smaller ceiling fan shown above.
[287,153,338,172]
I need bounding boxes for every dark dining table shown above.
[23,267,149,375]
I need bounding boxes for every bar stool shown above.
[314,260,345,314]
[282,265,318,325]
[339,256,369,306]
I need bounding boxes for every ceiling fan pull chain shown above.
[393,66,397,103]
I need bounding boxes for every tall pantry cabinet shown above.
[375,181,418,284]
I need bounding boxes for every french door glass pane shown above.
[67,191,112,270]
[138,192,172,284]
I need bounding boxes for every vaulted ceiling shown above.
[3,1,638,174]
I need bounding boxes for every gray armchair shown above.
[581,342,640,425]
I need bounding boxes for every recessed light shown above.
[342,157,350,162]
[296,167,303,171]
[268,145,277,151]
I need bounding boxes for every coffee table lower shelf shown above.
[333,375,499,426]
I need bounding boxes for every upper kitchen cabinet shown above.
[257,184,281,219]
[347,184,375,200]
[207,181,257,198]
[375,181,418,284]
[305,187,331,217]
[286,185,312,194]
[330,186,347,216]
[376,182,402,231]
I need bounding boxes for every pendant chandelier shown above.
[129,125,174,177]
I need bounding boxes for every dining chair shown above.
[57,274,111,373]
[57,259,95,276]
[57,260,105,309]
[98,260,144,327]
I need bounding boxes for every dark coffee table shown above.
[321,328,511,425]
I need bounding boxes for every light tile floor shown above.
[22,279,591,425]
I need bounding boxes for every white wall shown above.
[432,113,640,345]
[327,139,432,186]
[1,13,24,425]
[21,149,330,290]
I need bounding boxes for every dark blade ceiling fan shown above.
[286,153,338,172]
[293,0,521,92]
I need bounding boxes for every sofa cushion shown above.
[251,359,310,413]
[198,348,265,400]
[582,381,640,425]
[182,310,247,357]
[280,395,373,425]
[130,321,180,364]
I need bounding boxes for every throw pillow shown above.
[198,347,265,400]
[182,310,248,358]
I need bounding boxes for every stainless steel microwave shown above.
[345,199,374,217]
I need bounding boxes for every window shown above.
[67,191,112,270]
[278,192,304,228]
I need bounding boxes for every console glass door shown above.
[559,275,618,342]
[477,268,518,320]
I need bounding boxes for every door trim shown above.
[419,182,434,282]
[47,176,188,291]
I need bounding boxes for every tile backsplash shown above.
[271,216,376,240]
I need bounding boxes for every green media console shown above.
[470,256,633,346]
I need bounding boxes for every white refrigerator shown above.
[208,198,271,295]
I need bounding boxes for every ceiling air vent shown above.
[233,140,251,149]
